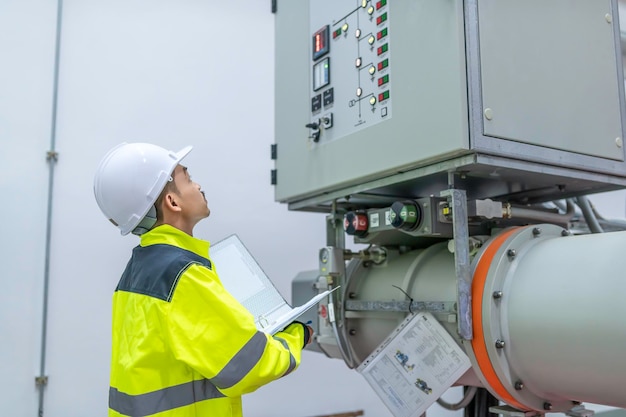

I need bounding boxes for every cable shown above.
[328,287,358,369]
[392,285,414,314]
[437,386,478,411]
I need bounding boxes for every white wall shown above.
[0,1,403,416]
[2,1,625,417]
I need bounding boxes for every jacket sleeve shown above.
[163,262,306,397]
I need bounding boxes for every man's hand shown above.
[304,325,314,345]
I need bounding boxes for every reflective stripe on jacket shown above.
[109,225,306,417]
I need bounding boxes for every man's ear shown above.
[163,192,182,213]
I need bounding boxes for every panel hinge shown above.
[270,144,277,160]
[271,0,277,13]
[271,169,277,185]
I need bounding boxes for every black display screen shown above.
[312,25,330,61]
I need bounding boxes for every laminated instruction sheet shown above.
[358,312,471,417]
[209,234,337,335]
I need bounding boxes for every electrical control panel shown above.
[274,0,626,210]
[308,0,392,144]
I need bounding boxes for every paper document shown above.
[210,235,337,334]
[358,312,471,417]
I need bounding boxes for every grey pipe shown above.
[575,196,604,233]
[510,199,575,224]
[38,0,64,415]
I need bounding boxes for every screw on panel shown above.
[514,381,524,390]
[495,339,505,349]
[544,402,553,411]
[493,291,503,299]
[507,249,516,260]
[532,227,542,237]
[572,401,582,405]
[349,329,357,336]
[349,292,357,299]
[562,230,572,237]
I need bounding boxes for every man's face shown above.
[172,164,210,223]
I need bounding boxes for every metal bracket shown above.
[345,300,455,314]
[35,376,48,386]
[565,405,595,417]
[489,406,543,417]
[440,188,472,340]
[46,150,59,162]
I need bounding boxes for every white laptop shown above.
[209,235,338,335]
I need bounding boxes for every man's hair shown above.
[154,170,180,222]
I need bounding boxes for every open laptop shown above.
[209,235,338,335]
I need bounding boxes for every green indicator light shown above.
[382,0,387,6]
[382,43,388,53]
[383,90,390,100]
[383,74,389,83]
[381,12,387,23]
[382,59,388,68]
[382,28,388,37]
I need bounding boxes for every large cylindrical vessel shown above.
[337,225,626,412]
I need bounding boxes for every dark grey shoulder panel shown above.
[116,244,212,302]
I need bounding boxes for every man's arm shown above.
[164,263,307,397]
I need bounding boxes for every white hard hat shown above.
[94,142,193,235]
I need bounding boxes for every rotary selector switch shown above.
[389,201,421,231]
[344,211,369,237]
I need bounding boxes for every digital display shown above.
[312,25,330,60]
[313,57,330,91]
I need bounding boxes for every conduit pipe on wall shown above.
[38,0,64,416]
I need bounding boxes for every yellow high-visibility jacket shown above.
[109,225,307,417]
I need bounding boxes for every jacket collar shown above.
[140,224,210,260]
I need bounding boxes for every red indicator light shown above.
[376,16,382,25]
[378,93,384,101]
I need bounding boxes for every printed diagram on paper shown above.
[358,312,471,417]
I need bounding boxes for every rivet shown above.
[507,249,516,259]
[349,329,357,336]
[493,291,503,299]
[561,230,571,237]
[616,137,623,148]
[532,227,542,237]
[484,108,493,120]
[544,402,553,411]
[495,339,506,349]
[606,13,613,24]
[514,381,524,390]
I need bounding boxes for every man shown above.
[94,142,312,417]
